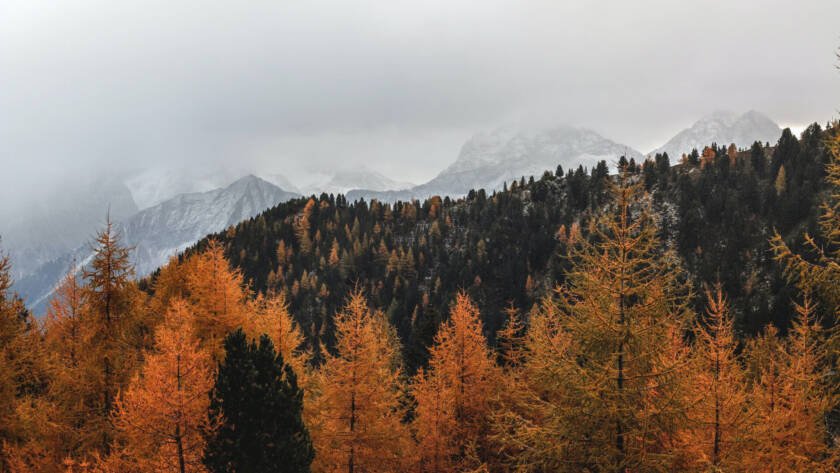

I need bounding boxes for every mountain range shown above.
[5,110,785,313]
[14,175,298,312]
[348,126,643,202]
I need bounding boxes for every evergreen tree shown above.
[204,329,313,473]
[771,126,840,312]
[750,141,767,176]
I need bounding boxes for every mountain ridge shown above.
[15,175,299,313]
[348,125,642,202]
[651,110,781,158]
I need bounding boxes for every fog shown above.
[2,0,839,217]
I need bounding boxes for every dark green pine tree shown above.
[204,329,314,473]
[750,141,766,176]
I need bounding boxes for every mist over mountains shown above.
[2,110,787,313]
[13,175,298,312]
[348,126,643,202]
[652,110,781,159]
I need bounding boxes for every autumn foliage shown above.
[412,292,500,471]
[1,158,839,472]
[308,291,413,473]
[106,299,214,473]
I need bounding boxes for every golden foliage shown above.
[106,299,214,473]
[309,291,413,473]
[673,285,752,472]
[184,240,248,358]
[245,292,309,381]
[412,292,500,472]
[745,299,834,472]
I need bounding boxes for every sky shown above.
[1,0,839,212]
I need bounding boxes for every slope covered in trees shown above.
[0,123,838,471]
[172,124,835,372]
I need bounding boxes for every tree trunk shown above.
[176,354,186,473]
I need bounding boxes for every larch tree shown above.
[44,269,86,373]
[309,290,412,473]
[410,366,458,473]
[79,219,145,457]
[411,292,501,472]
[295,199,316,256]
[246,292,309,381]
[148,256,192,317]
[512,175,693,472]
[0,247,50,470]
[774,164,787,195]
[185,240,248,359]
[674,285,753,472]
[34,268,93,469]
[105,299,214,473]
[491,296,574,472]
[495,302,526,368]
[745,299,835,472]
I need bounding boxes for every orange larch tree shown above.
[148,256,192,318]
[309,290,412,473]
[106,299,215,473]
[0,248,51,471]
[295,198,316,256]
[746,299,835,472]
[36,269,92,468]
[496,175,694,472]
[44,270,86,373]
[79,219,146,457]
[411,292,501,472]
[184,240,248,359]
[245,292,309,382]
[490,295,574,471]
[674,285,752,471]
[410,366,458,473]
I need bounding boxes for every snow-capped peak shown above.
[346,125,641,203]
[652,110,780,158]
[442,125,641,178]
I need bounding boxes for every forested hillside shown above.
[1,123,837,472]
[176,124,834,371]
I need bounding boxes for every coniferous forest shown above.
[1,124,840,472]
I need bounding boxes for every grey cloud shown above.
[1,0,839,215]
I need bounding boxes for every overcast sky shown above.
[1,0,839,209]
